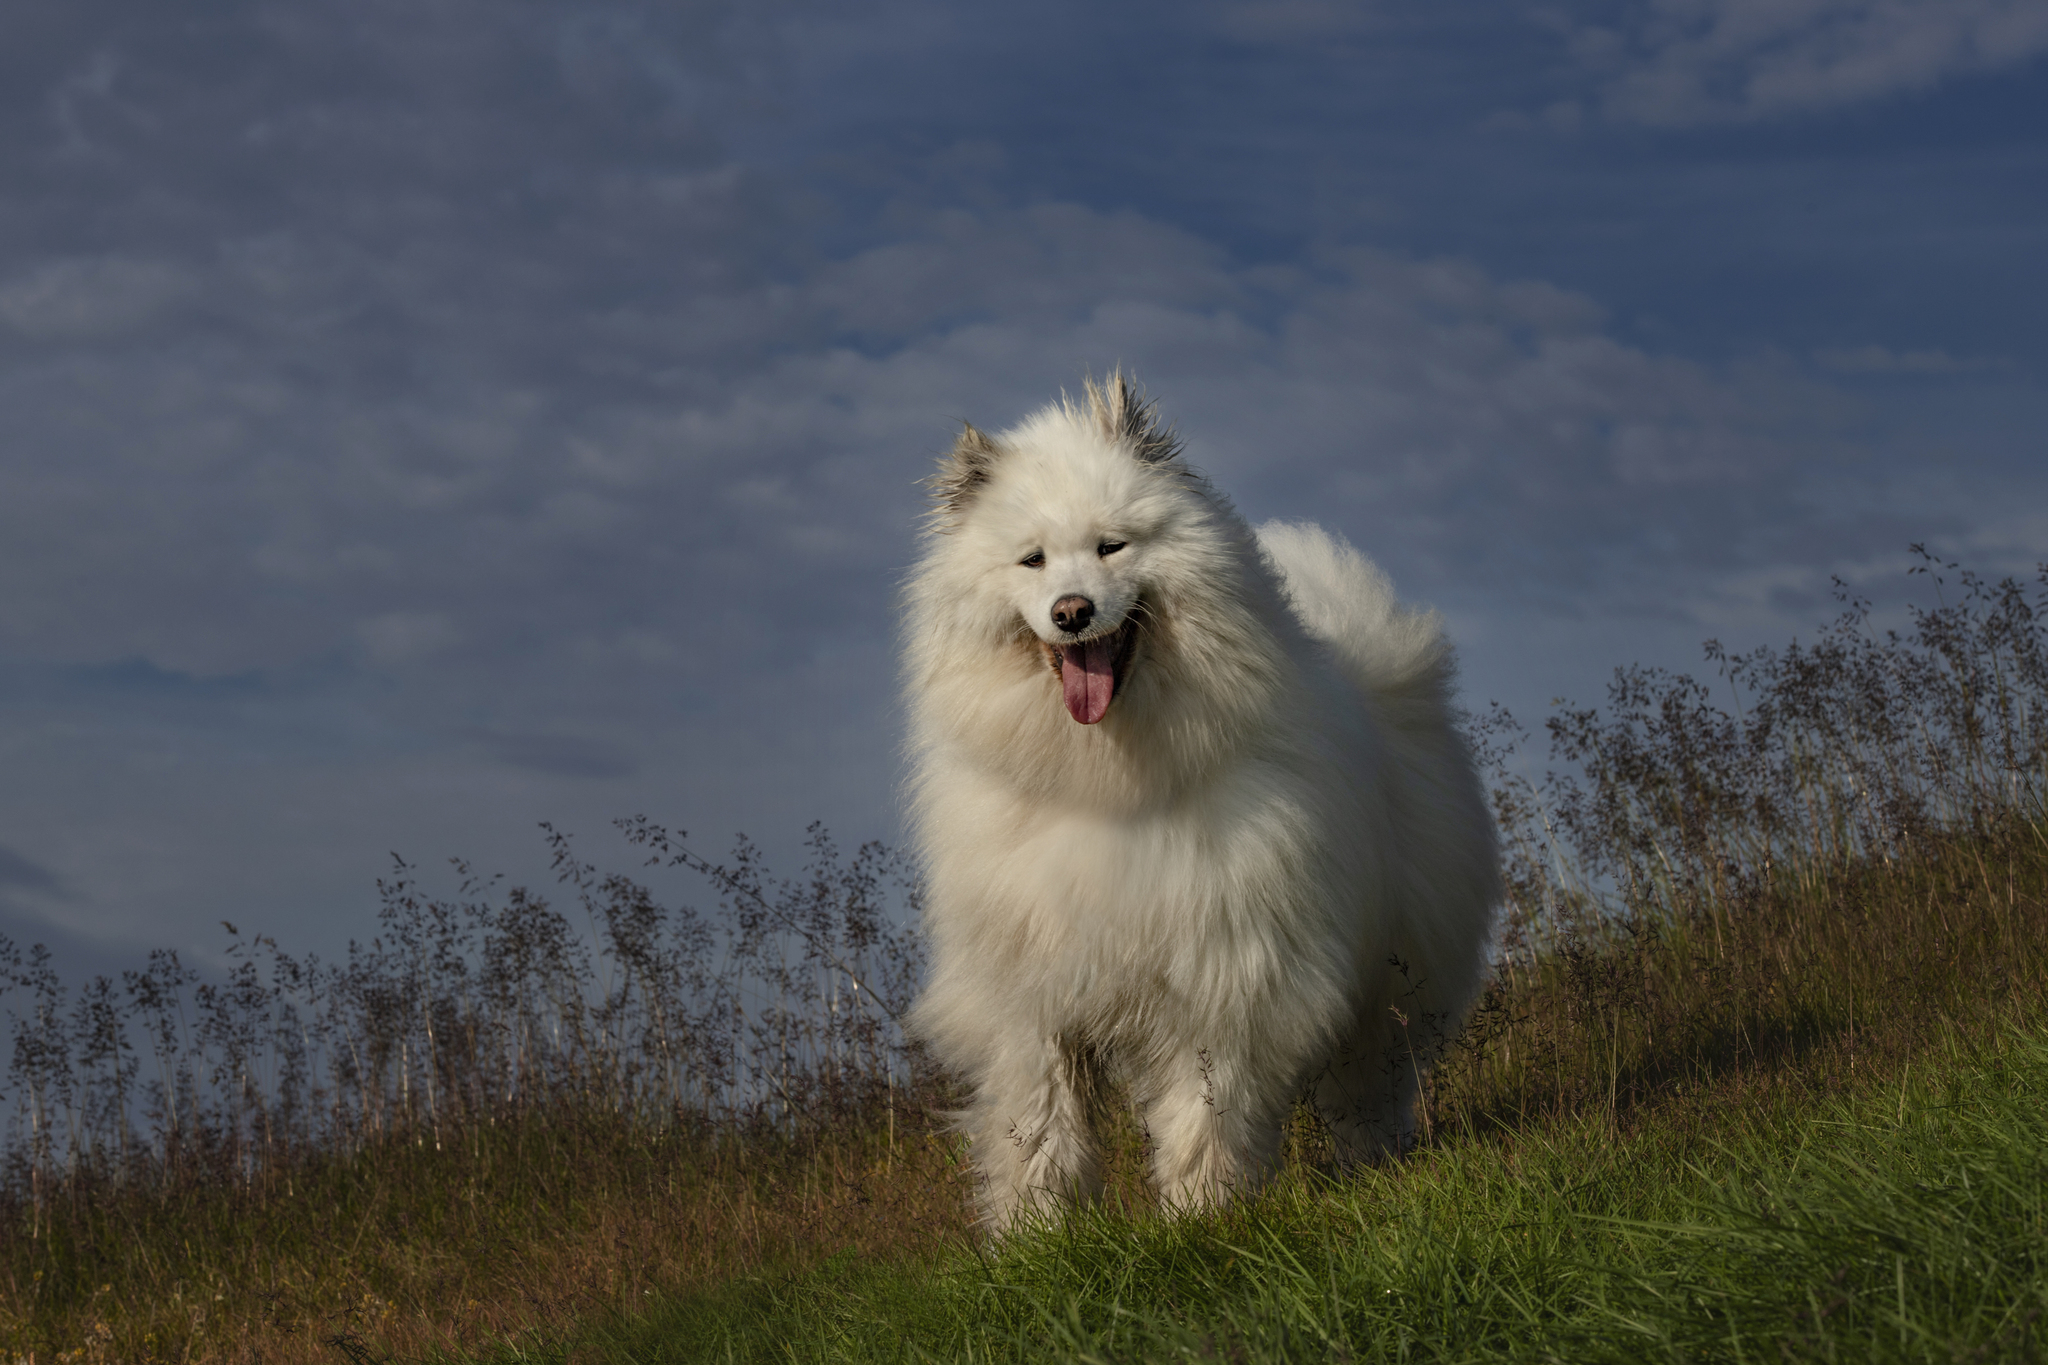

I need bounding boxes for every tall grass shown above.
[2,549,2045,1363]
[2,822,925,1196]
[1432,549,2048,1132]
[0,825,941,1363]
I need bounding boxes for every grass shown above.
[1427,820,2048,1138]
[3,550,2046,1362]
[3,1102,973,1364]
[567,1018,2048,1363]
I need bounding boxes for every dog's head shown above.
[922,372,1202,725]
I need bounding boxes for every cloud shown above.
[0,185,1861,703]
[0,844,65,898]
[1197,0,1393,42]
[0,843,71,960]
[1814,344,2013,374]
[1570,0,2048,125]
[465,730,637,780]
[0,188,1881,956]
[0,256,196,339]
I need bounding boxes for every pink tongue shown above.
[1059,637,1117,724]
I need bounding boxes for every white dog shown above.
[904,374,1497,1229]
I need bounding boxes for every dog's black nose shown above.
[1052,595,1095,634]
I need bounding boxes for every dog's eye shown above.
[1020,551,1045,569]
[1097,541,1128,557]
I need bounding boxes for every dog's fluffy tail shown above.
[1254,520,1455,731]
[1256,520,1498,1056]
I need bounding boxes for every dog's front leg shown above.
[964,1032,1105,1232]
[1141,1042,1286,1212]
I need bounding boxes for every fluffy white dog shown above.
[904,374,1497,1229]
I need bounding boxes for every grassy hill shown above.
[5,553,2046,1363]
[573,1019,2048,1363]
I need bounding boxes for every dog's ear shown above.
[928,422,1004,516]
[1086,369,1183,465]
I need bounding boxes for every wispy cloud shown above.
[0,844,65,898]
[1568,0,2048,125]
[1814,344,2014,374]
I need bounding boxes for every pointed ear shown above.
[927,422,1004,516]
[1085,368,1183,465]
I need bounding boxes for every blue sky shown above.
[3,0,2045,973]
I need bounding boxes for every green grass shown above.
[532,1022,2048,1363]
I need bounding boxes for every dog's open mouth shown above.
[1051,621,1137,725]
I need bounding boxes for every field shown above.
[3,553,2045,1363]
